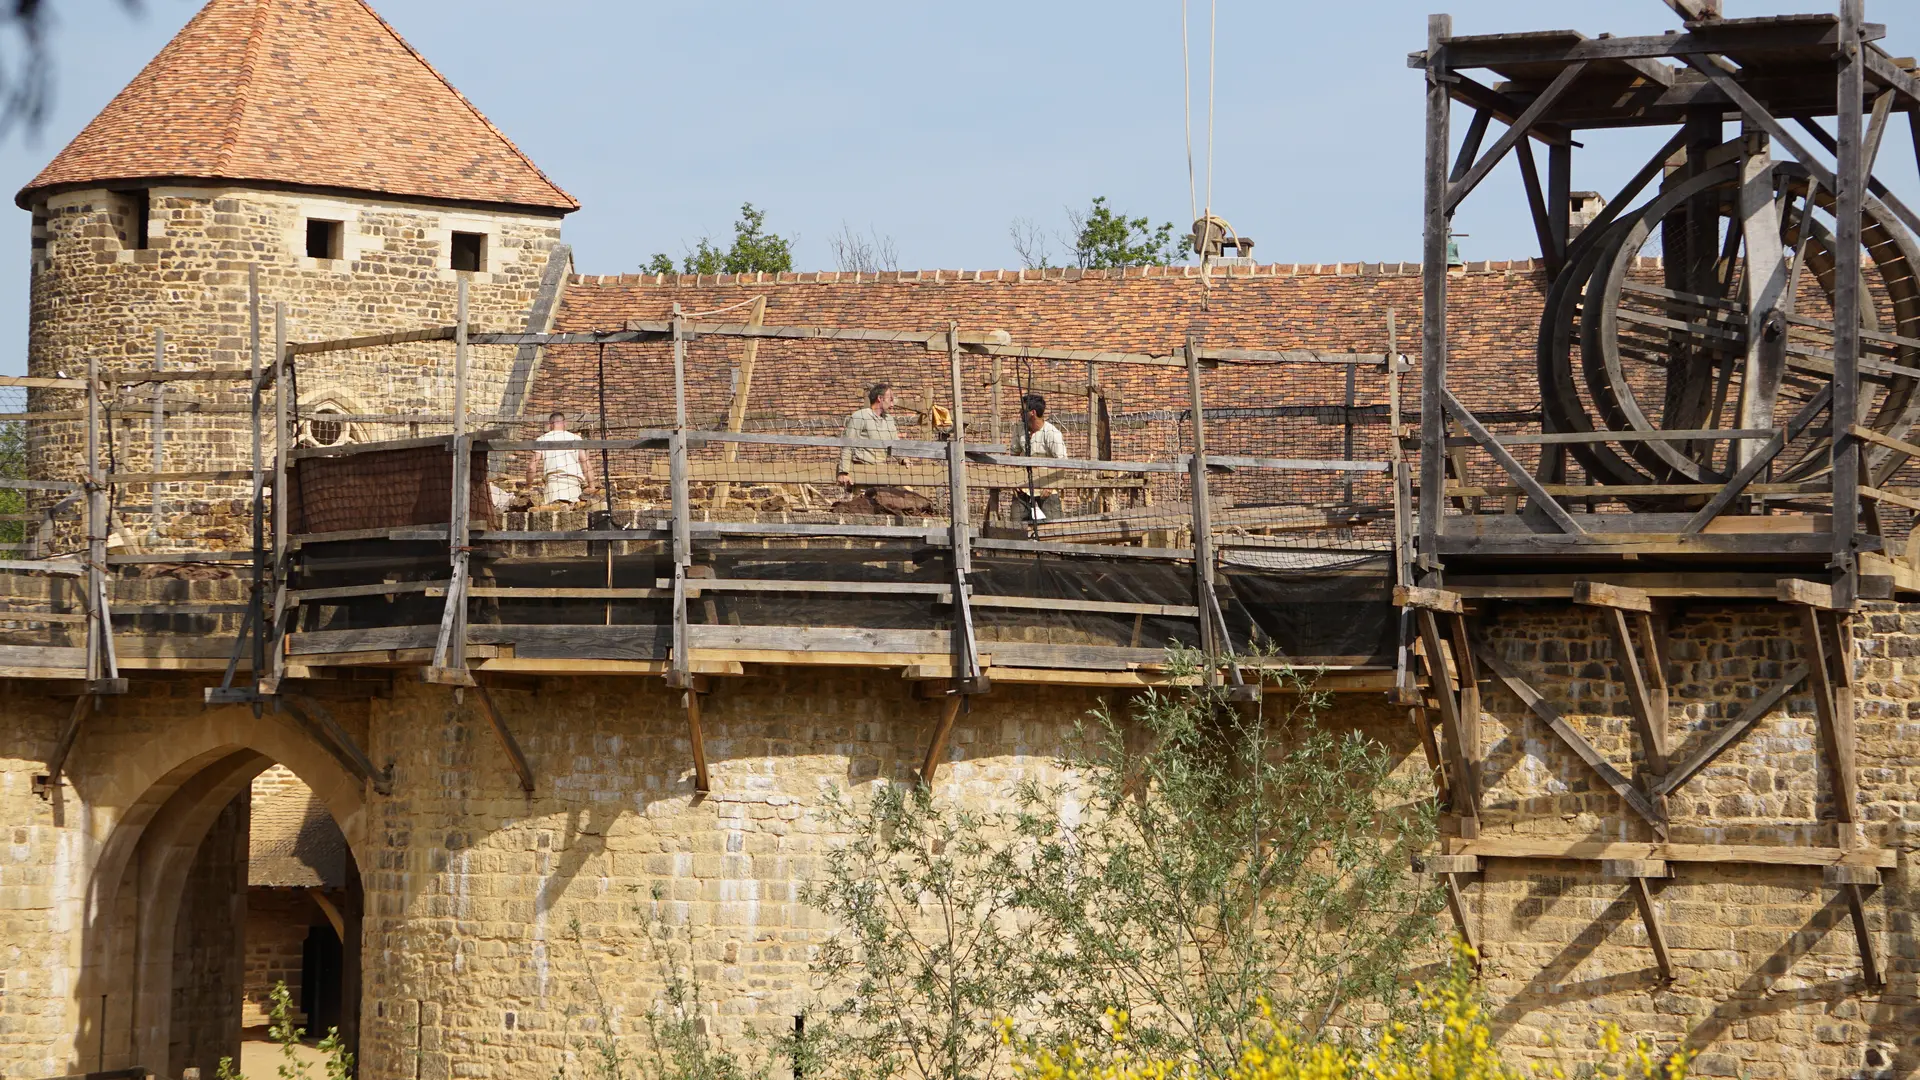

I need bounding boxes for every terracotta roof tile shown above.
[17,0,576,212]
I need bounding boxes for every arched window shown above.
[299,399,357,448]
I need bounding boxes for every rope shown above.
[682,294,768,320]
[1182,0,1196,226]
[1205,0,1217,225]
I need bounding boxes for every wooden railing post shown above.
[249,263,268,686]
[946,322,983,692]
[1421,14,1453,575]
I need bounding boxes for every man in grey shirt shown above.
[837,383,900,485]
[1010,393,1068,522]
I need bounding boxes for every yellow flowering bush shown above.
[1003,942,1689,1080]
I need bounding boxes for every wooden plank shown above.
[1443,389,1585,535]
[286,434,458,461]
[0,558,84,576]
[285,325,457,356]
[290,624,440,655]
[1202,453,1388,473]
[1860,484,1920,514]
[1473,636,1667,826]
[684,579,951,599]
[1453,837,1895,869]
[289,580,451,602]
[102,368,256,384]
[968,594,1199,618]
[291,525,450,547]
[918,694,964,785]
[0,374,87,389]
[470,624,668,660]
[1572,581,1654,612]
[972,537,1194,560]
[687,624,948,654]
[1192,348,1388,366]
[468,586,668,600]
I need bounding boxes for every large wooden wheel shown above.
[1536,158,1920,497]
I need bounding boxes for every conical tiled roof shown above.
[16,0,576,212]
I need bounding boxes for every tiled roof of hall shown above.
[15,0,577,213]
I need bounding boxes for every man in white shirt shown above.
[527,411,596,505]
[1010,394,1068,522]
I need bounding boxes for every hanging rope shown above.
[1182,0,1197,227]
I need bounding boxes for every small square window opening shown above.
[306,219,343,260]
[451,231,486,273]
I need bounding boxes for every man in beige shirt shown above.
[1010,393,1068,522]
[837,383,900,485]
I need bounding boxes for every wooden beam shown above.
[1800,608,1860,825]
[1658,661,1809,797]
[1841,881,1884,988]
[918,693,965,786]
[711,294,768,512]
[1394,585,1463,613]
[1418,610,1479,833]
[1453,837,1895,869]
[1473,637,1667,828]
[1659,0,1721,21]
[1832,0,1867,610]
[1421,12,1451,572]
[469,682,535,794]
[1629,877,1676,982]
[1443,873,1479,958]
[282,693,391,796]
[1443,389,1585,535]
[1572,581,1654,613]
[1778,578,1840,610]
[1445,61,1590,213]
[35,693,93,796]
[684,682,711,795]
[1601,607,1668,777]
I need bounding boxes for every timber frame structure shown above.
[1408,0,1909,987]
[7,275,1405,801]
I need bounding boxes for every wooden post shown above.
[268,304,291,691]
[713,295,767,511]
[1342,358,1357,505]
[1420,14,1453,573]
[1832,0,1865,608]
[990,356,1003,443]
[947,322,982,691]
[148,329,164,546]
[84,352,103,684]
[249,263,267,683]
[1186,338,1219,663]
[449,278,471,673]
[671,305,688,430]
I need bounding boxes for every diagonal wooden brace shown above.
[1443,389,1585,534]
[1418,608,1480,834]
[283,692,392,796]
[1656,664,1809,797]
[35,693,96,797]
[917,693,966,787]
[1575,582,1669,778]
[1475,636,1668,829]
[1794,606,1859,824]
[470,682,535,794]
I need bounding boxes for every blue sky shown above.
[5,0,1920,374]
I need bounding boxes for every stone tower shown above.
[15,0,577,537]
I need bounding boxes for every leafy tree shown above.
[647,203,794,276]
[799,653,1443,1079]
[0,421,24,548]
[1068,196,1182,269]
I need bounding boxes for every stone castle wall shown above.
[23,184,565,548]
[1,600,1917,1079]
